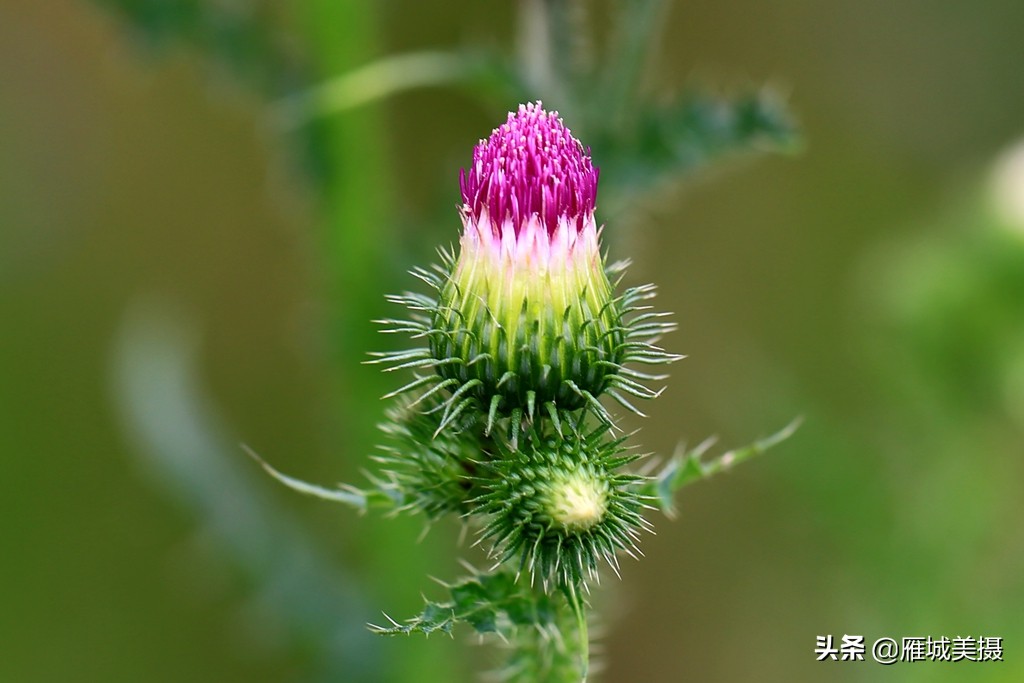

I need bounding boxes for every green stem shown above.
[604,0,668,127]
[297,2,456,682]
[517,0,594,121]
[566,583,590,683]
[517,0,563,105]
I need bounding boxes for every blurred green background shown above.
[2,1,1022,682]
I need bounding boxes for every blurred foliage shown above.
[592,90,799,209]
[112,305,382,683]
[850,191,1024,682]
[92,0,303,94]
[90,0,457,680]
[92,0,799,215]
[875,224,1024,419]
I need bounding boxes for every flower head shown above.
[546,468,609,531]
[430,103,625,431]
[375,102,679,438]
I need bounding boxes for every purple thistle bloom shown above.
[459,102,600,235]
[451,102,605,291]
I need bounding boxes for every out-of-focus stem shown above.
[298,2,456,682]
[562,583,590,683]
[516,0,594,121]
[517,0,562,105]
[605,0,668,127]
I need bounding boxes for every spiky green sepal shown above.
[471,424,653,590]
[371,254,680,435]
[429,223,624,422]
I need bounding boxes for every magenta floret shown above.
[459,102,599,235]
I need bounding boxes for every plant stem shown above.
[297,2,456,681]
[566,583,590,683]
[604,0,668,128]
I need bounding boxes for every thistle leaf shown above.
[244,444,399,512]
[598,88,800,206]
[644,417,802,518]
[369,571,560,639]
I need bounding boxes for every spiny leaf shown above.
[597,88,800,203]
[243,444,398,513]
[643,417,802,518]
[369,570,560,639]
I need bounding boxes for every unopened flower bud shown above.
[373,103,680,436]
[472,426,651,589]
[433,104,620,428]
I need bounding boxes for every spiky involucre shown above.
[471,424,653,590]
[370,103,679,438]
[429,226,624,422]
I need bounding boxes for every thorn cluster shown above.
[371,392,485,520]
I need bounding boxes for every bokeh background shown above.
[2,1,1022,682]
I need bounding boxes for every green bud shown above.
[471,425,652,590]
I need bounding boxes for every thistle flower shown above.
[375,103,680,437]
